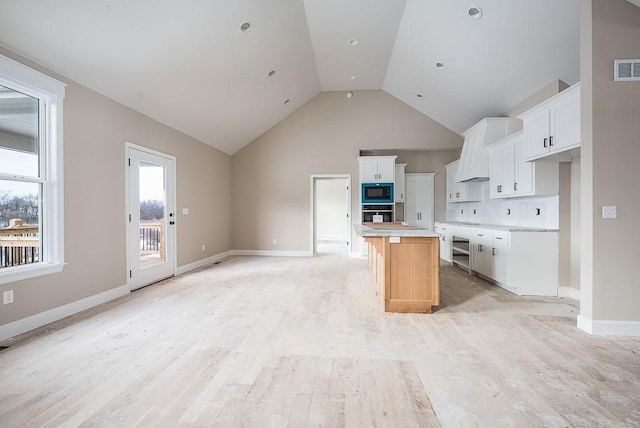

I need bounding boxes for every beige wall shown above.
[506,80,570,124]
[0,48,232,327]
[558,162,572,288]
[581,0,640,322]
[231,90,463,252]
[570,157,581,289]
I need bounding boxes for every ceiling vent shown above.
[614,59,640,81]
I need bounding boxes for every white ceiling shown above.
[0,0,581,155]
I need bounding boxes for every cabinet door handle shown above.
[514,182,517,191]
[549,136,554,147]
[478,244,483,252]
[456,192,460,198]
[496,237,503,240]
[497,185,502,193]
[449,193,452,199]
[492,248,496,256]
[544,137,548,148]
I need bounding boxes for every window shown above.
[0,54,65,284]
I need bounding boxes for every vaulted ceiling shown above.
[0,0,583,155]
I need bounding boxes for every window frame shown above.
[0,54,65,284]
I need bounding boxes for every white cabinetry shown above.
[434,222,452,263]
[471,228,494,278]
[519,83,580,161]
[405,173,435,230]
[359,156,397,183]
[443,223,558,296]
[394,164,406,202]
[488,131,559,199]
[445,160,482,203]
[491,231,509,286]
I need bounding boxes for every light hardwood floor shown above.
[1,254,639,427]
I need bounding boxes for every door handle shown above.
[169,221,175,225]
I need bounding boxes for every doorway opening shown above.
[126,143,176,291]
[310,175,351,254]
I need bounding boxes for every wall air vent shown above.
[614,59,640,81]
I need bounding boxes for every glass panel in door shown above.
[138,161,166,269]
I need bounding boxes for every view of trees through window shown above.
[0,193,39,227]
[140,199,164,221]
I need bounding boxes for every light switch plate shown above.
[602,206,617,219]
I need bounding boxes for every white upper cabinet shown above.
[359,156,397,183]
[489,137,516,198]
[394,163,406,202]
[489,131,559,199]
[519,83,580,161]
[446,159,483,203]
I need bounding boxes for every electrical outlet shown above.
[272,238,277,245]
[602,206,617,219]
[201,244,206,251]
[3,290,14,305]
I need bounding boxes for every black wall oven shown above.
[362,204,394,223]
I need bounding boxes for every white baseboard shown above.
[558,286,580,300]
[231,249,312,257]
[175,250,233,276]
[577,314,640,336]
[0,284,129,342]
[317,235,347,242]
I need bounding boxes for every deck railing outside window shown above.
[0,219,40,268]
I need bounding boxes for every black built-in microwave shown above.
[361,182,394,204]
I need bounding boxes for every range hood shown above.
[454,117,519,183]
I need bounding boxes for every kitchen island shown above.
[354,223,440,314]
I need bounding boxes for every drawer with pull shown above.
[493,230,510,245]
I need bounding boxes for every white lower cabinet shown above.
[471,228,493,277]
[444,223,558,296]
[434,222,452,263]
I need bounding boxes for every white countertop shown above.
[353,223,439,237]
[435,221,557,233]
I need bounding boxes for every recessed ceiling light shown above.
[240,22,252,32]
[417,94,424,99]
[284,99,290,104]
[436,62,445,69]
[268,70,276,77]
[348,39,359,46]
[348,75,357,80]
[468,7,483,19]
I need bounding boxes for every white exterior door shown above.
[126,145,176,291]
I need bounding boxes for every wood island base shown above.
[365,236,440,313]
